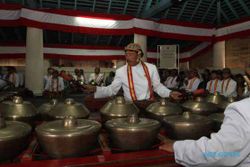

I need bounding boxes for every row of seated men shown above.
[161,68,247,98]
[43,67,115,96]
[0,66,114,92]
[1,66,246,99]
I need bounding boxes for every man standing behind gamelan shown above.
[83,43,182,101]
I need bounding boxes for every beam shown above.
[162,9,169,18]
[221,8,230,23]
[238,0,250,15]
[74,0,77,10]
[26,0,37,8]
[123,0,129,14]
[217,0,221,26]
[156,0,161,5]
[201,0,216,23]
[39,0,43,8]
[142,0,153,13]
[224,0,239,18]
[212,15,217,23]
[107,0,112,13]
[92,0,96,12]
[57,0,61,9]
[141,0,172,18]
[212,7,230,24]
[136,0,144,17]
[177,1,188,20]
[190,0,202,21]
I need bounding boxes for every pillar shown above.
[134,34,147,61]
[25,27,44,96]
[213,41,225,69]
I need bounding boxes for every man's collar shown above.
[127,61,142,67]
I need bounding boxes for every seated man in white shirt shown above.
[44,67,54,89]
[220,68,237,97]
[206,70,221,94]
[17,71,24,87]
[73,68,86,85]
[160,97,250,167]
[184,69,200,93]
[88,67,104,86]
[84,43,182,101]
[7,67,20,88]
[164,69,178,89]
[44,70,64,98]
[72,68,80,81]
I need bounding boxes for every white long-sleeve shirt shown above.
[206,79,221,94]
[8,73,19,88]
[45,76,64,92]
[17,72,24,87]
[94,62,171,101]
[73,74,85,84]
[44,75,52,88]
[220,78,237,97]
[185,77,200,92]
[174,98,250,167]
[164,76,178,89]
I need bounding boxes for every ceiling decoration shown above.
[0,0,249,51]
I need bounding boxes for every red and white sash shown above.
[208,79,219,93]
[221,79,231,94]
[170,77,176,84]
[166,77,176,87]
[127,62,154,101]
[51,78,59,92]
[95,74,104,85]
[187,77,197,90]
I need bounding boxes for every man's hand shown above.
[170,91,183,100]
[82,84,97,93]
[159,141,174,153]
